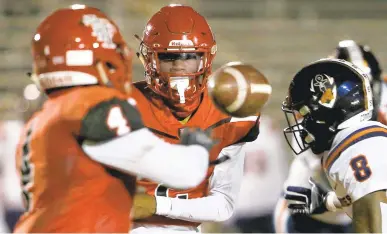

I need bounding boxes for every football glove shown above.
[285,177,329,215]
[180,128,229,165]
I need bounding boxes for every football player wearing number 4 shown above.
[14,5,215,233]
[129,4,260,234]
[282,58,387,233]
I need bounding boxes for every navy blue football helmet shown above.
[282,58,374,155]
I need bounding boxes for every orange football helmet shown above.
[31,4,133,94]
[137,4,217,111]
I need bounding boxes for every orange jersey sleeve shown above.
[60,86,143,139]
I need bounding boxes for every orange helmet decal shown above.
[32,4,133,93]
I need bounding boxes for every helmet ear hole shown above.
[105,62,116,73]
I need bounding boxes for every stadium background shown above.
[0,0,386,232]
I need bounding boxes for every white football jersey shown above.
[322,120,387,219]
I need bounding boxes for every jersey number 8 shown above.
[350,155,372,182]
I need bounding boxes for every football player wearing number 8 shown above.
[282,58,387,233]
[274,40,385,233]
[129,4,260,234]
[14,5,215,233]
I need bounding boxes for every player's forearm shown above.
[152,144,244,223]
[82,128,209,189]
[155,194,234,222]
[353,208,381,233]
[154,149,244,223]
[136,138,209,189]
[352,191,385,233]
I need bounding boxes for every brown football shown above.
[207,62,272,117]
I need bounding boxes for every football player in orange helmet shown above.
[130,4,260,233]
[136,4,217,119]
[14,4,216,233]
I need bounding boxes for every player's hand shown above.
[132,193,156,220]
[179,128,217,152]
[285,177,329,215]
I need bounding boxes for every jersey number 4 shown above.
[107,106,131,136]
[350,155,372,182]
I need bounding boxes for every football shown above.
[207,62,272,117]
